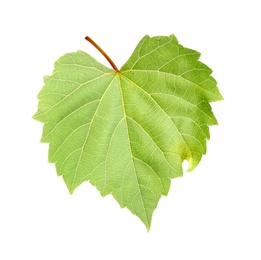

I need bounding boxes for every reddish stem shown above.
[85,36,119,72]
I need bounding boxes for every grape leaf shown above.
[33,34,223,230]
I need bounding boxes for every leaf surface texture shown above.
[34,35,223,230]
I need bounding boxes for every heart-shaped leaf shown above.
[33,34,223,230]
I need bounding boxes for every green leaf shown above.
[33,34,223,230]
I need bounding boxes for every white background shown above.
[1,0,260,259]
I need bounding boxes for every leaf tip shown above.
[145,224,151,232]
[169,33,178,42]
[219,92,224,101]
[32,112,39,121]
[183,157,198,172]
[67,184,75,195]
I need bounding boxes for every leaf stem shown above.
[85,36,119,72]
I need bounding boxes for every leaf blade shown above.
[34,34,223,229]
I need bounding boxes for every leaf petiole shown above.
[85,36,119,72]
